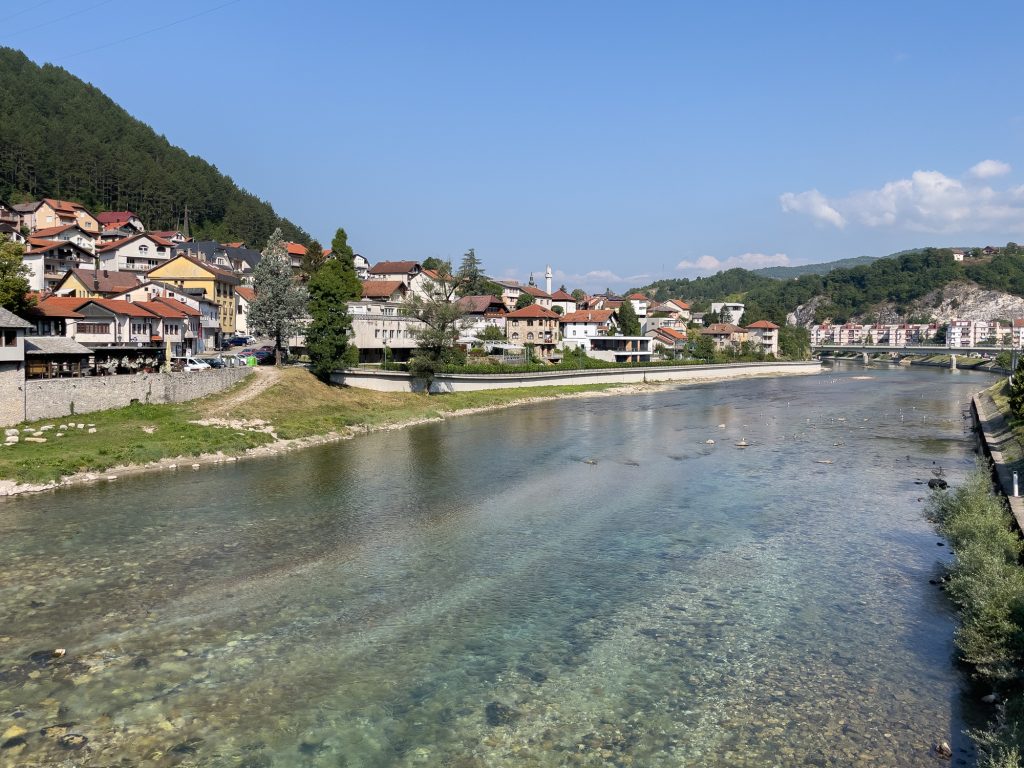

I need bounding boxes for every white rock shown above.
[5,436,18,444]
[56,433,65,438]
[4,428,18,437]
[24,437,46,443]
[40,425,54,431]
[58,424,68,430]
[77,424,84,429]
[87,428,97,434]
[106,475,117,481]
[191,463,200,469]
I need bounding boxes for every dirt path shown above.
[205,366,283,417]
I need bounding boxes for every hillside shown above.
[753,255,879,279]
[0,47,310,247]
[634,247,1024,326]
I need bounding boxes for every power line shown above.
[2,0,120,42]
[5,0,58,23]
[56,0,244,62]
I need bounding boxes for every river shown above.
[0,364,993,766]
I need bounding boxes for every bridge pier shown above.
[950,354,957,371]
[862,351,869,364]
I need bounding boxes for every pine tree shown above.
[248,229,308,364]
[305,244,361,380]
[300,239,327,280]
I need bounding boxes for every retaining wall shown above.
[331,361,822,393]
[21,367,253,422]
[972,390,1024,531]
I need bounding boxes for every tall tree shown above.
[617,298,641,336]
[305,228,362,380]
[515,292,535,310]
[422,256,445,271]
[300,239,327,280]
[571,288,586,302]
[248,229,308,364]
[0,236,31,313]
[403,262,466,391]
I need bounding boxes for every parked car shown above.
[227,336,249,346]
[171,356,211,372]
[253,349,276,365]
[205,357,226,369]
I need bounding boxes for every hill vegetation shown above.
[0,48,310,246]
[635,245,1024,325]
[752,255,879,279]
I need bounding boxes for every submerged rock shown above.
[928,478,949,490]
[485,701,518,726]
[57,733,88,750]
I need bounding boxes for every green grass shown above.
[929,468,1024,768]
[0,370,619,484]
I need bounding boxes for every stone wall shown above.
[21,367,253,423]
[332,361,822,393]
[0,362,25,427]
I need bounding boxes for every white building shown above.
[97,233,176,274]
[560,309,616,346]
[710,302,745,324]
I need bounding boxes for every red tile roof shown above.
[561,309,614,323]
[56,269,141,295]
[521,285,552,299]
[96,211,137,224]
[235,286,256,302]
[551,289,575,301]
[655,327,688,341]
[43,198,90,215]
[31,224,83,238]
[97,233,173,252]
[284,242,307,256]
[669,299,691,311]
[627,293,648,300]
[26,237,72,251]
[153,296,200,317]
[360,280,406,299]
[29,296,87,318]
[506,304,560,319]
[747,320,779,329]
[368,260,420,275]
[701,323,747,335]
[84,297,160,318]
[456,295,505,314]
[136,300,187,319]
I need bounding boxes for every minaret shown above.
[545,265,552,295]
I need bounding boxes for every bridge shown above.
[812,344,1010,369]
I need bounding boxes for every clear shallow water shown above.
[0,364,991,766]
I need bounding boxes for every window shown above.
[527,333,534,341]
[139,245,149,254]
[78,322,111,334]
[511,332,519,341]
[1,329,16,346]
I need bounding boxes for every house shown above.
[52,268,142,298]
[455,295,507,338]
[1013,319,1024,350]
[33,224,98,254]
[644,300,691,334]
[354,254,370,280]
[115,281,219,351]
[135,299,197,356]
[367,260,446,299]
[96,211,144,233]
[284,242,306,272]
[520,285,553,310]
[560,309,616,346]
[0,223,26,244]
[626,293,649,318]
[147,254,241,334]
[746,320,780,356]
[700,323,749,351]
[649,326,688,354]
[152,230,191,245]
[550,289,577,315]
[234,286,256,336]
[493,280,524,311]
[0,202,20,227]
[360,280,409,303]
[98,233,176,273]
[710,302,745,324]
[348,299,422,363]
[14,199,100,233]
[951,249,965,262]
[586,336,654,363]
[174,240,262,275]
[0,307,32,426]
[504,304,560,358]
[21,239,96,291]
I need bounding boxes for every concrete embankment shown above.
[971,387,1024,530]
[333,360,822,393]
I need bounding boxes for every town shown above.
[0,197,789,380]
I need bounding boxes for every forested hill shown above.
[634,246,1024,325]
[0,48,310,246]
[752,255,879,279]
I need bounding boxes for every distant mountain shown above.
[0,47,311,247]
[753,255,879,279]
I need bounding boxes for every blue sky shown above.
[8,0,1024,290]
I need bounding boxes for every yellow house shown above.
[147,254,240,334]
[53,268,142,298]
[31,199,100,232]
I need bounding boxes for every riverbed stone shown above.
[24,437,46,443]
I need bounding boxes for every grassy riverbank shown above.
[929,469,1024,768]
[0,369,618,486]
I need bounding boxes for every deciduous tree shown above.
[616,297,641,336]
[515,292,535,310]
[403,262,466,390]
[249,229,308,364]
[305,228,362,380]
[0,236,31,313]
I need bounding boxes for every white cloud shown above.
[676,252,789,273]
[781,162,1024,233]
[969,159,1011,179]
[779,190,846,228]
[551,268,650,292]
